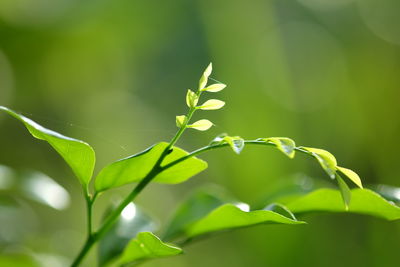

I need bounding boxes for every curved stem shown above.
[70,101,198,266]
[161,140,312,171]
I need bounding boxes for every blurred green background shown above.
[1,0,400,266]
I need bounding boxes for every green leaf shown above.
[119,232,182,265]
[185,89,198,108]
[198,63,212,90]
[95,142,207,192]
[224,136,244,154]
[202,83,226,93]
[286,188,400,220]
[186,203,305,238]
[0,106,95,188]
[198,99,225,110]
[264,203,297,221]
[175,115,187,128]
[156,144,208,184]
[187,119,213,131]
[163,185,237,241]
[337,166,363,188]
[262,137,296,158]
[98,203,157,266]
[336,174,351,210]
[300,147,337,179]
[210,134,244,154]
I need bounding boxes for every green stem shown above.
[70,235,96,267]
[161,140,312,171]
[70,101,198,266]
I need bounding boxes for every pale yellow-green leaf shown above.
[175,115,187,128]
[202,83,226,93]
[198,99,225,110]
[337,166,363,189]
[263,137,296,158]
[198,63,212,90]
[188,119,213,131]
[223,136,244,154]
[301,147,337,178]
[185,89,198,108]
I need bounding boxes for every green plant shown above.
[1,63,400,266]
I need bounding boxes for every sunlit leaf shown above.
[300,147,337,179]
[95,142,207,192]
[209,134,244,154]
[337,166,363,188]
[163,185,237,241]
[224,136,244,154]
[0,106,95,188]
[262,137,296,159]
[263,203,297,220]
[187,119,213,131]
[175,115,187,128]
[198,63,212,90]
[156,144,208,184]
[98,203,157,266]
[202,83,226,93]
[186,203,305,238]
[119,232,182,265]
[198,99,225,110]
[336,174,351,209]
[286,188,400,220]
[185,89,198,108]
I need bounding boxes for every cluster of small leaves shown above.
[0,63,399,267]
[176,63,226,131]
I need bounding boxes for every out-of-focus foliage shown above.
[1,0,400,266]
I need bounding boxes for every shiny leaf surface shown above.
[286,188,400,220]
[119,232,182,265]
[300,147,337,178]
[95,142,207,192]
[186,203,305,238]
[262,137,296,158]
[0,106,95,187]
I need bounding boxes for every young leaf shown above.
[185,89,198,108]
[98,203,157,266]
[198,63,212,90]
[300,147,337,179]
[119,232,182,265]
[188,119,213,131]
[262,137,296,158]
[0,106,95,188]
[209,134,244,154]
[163,186,238,241]
[224,136,245,154]
[337,166,363,188]
[198,99,225,110]
[175,115,187,128]
[286,188,400,221]
[186,203,305,239]
[336,174,351,210]
[95,142,207,192]
[202,83,226,93]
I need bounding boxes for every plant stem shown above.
[162,140,313,170]
[70,235,96,267]
[70,101,197,266]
